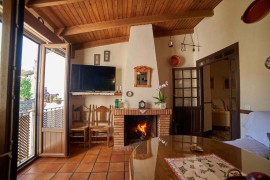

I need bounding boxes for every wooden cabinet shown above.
[172,68,202,136]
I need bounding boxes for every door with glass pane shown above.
[172,67,202,136]
[39,44,69,157]
[18,37,39,166]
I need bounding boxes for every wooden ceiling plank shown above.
[54,5,72,26]
[135,0,143,16]
[94,0,106,21]
[122,0,128,18]
[127,0,133,18]
[84,1,98,23]
[143,0,152,16]
[118,0,123,19]
[154,28,194,37]
[26,0,89,8]
[59,10,214,36]
[101,0,110,21]
[113,0,118,19]
[131,0,138,17]
[78,2,92,24]
[90,1,102,21]
[106,0,114,20]
[67,3,83,24]
[160,0,171,14]
[74,2,88,24]
[73,36,129,50]
[147,0,157,15]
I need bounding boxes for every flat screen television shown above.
[71,64,116,92]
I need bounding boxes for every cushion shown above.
[243,111,270,147]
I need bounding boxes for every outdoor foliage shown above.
[20,77,32,100]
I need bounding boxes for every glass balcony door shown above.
[39,44,69,157]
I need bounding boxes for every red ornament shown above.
[170,55,181,67]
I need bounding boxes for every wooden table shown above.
[129,136,270,180]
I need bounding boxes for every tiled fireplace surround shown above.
[113,108,172,148]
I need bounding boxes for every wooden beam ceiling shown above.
[58,10,213,36]
[26,0,88,8]
[154,29,194,37]
[72,36,129,50]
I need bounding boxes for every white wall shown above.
[194,0,270,136]
[194,0,270,111]
[154,35,195,108]
[70,42,128,111]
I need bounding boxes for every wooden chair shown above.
[70,105,91,148]
[89,105,112,147]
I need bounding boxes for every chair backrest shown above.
[72,105,91,126]
[91,105,112,126]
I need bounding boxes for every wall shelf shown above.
[70,92,122,96]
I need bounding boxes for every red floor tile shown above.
[109,162,124,172]
[58,163,79,173]
[110,154,125,162]
[81,154,97,163]
[88,172,107,180]
[107,172,125,180]
[51,173,72,180]
[75,162,94,173]
[25,163,63,173]
[18,173,55,180]
[70,173,90,180]
[92,162,109,172]
[96,155,111,162]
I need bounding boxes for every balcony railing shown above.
[18,106,63,166]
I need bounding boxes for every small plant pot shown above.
[158,103,167,109]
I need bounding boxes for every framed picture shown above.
[104,50,110,62]
[94,54,100,65]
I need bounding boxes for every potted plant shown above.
[153,81,168,109]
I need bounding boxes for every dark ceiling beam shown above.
[59,10,214,36]
[24,9,63,43]
[72,36,129,50]
[154,29,194,37]
[26,0,88,8]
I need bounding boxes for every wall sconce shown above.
[181,34,201,52]
[168,36,173,47]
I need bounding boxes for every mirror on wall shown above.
[134,66,152,87]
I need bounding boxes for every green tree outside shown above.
[20,77,32,100]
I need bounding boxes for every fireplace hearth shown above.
[124,115,157,146]
[113,108,172,148]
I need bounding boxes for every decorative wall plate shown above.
[126,91,134,97]
[265,56,270,69]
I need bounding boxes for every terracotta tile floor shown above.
[17,144,132,180]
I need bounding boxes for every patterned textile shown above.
[165,154,243,180]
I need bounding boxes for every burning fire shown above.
[137,122,147,136]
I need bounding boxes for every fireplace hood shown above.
[122,24,159,108]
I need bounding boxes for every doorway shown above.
[197,43,240,140]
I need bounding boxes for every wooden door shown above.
[39,44,70,157]
[172,67,202,136]
[229,58,240,139]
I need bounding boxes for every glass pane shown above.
[191,69,197,78]
[192,79,197,87]
[183,71,191,78]
[43,48,65,128]
[184,98,191,106]
[192,98,198,107]
[192,88,197,97]
[183,79,191,88]
[18,37,39,166]
[174,80,183,88]
[184,89,191,97]
[174,70,183,79]
[175,98,183,106]
[174,89,183,97]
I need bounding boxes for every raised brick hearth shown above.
[113,108,172,148]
